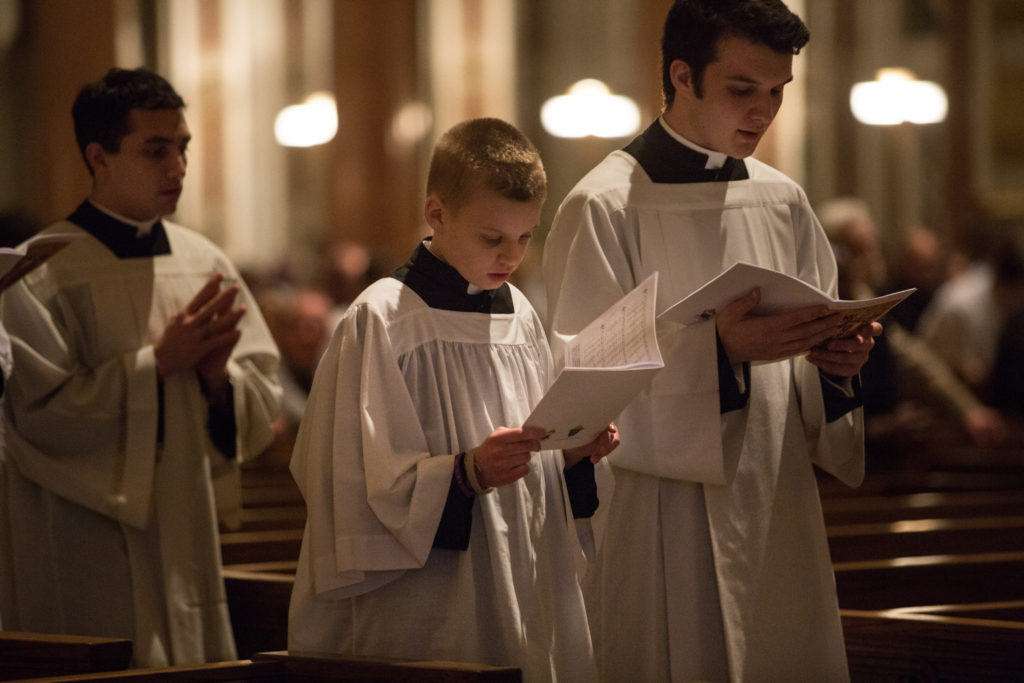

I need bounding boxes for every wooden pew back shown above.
[0,631,132,681]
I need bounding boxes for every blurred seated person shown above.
[257,286,332,464]
[885,224,946,331]
[918,223,1004,396]
[819,198,1005,452]
[990,236,1024,428]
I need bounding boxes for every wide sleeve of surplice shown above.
[544,183,730,485]
[290,300,454,596]
[0,273,161,529]
[204,260,282,529]
[791,200,865,488]
[221,266,282,462]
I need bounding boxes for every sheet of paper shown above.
[525,272,664,449]
[525,365,662,448]
[566,271,662,369]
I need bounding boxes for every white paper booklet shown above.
[524,272,664,449]
[659,261,915,339]
[0,233,82,293]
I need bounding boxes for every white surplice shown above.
[544,150,864,682]
[0,220,281,666]
[288,274,596,683]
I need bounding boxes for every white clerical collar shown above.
[88,200,161,235]
[658,117,729,170]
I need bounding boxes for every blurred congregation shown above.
[1,0,1024,680]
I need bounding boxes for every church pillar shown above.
[14,0,117,224]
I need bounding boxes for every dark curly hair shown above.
[661,0,809,104]
[72,67,185,175]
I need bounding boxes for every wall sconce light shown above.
[541,79,641,139]
[274,91,339,147]
[850,68,948,126]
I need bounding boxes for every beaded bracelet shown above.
[453,452,476,498]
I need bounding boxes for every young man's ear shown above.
[84,142,107,176]
[424,194,446,232]
[670,59,696,99]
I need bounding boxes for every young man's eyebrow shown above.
[726,74,794,87]
[143,134,191,145]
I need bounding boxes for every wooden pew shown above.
[12,653,521,683]
[232,506,306,533]
[222,562,297,659]
[821,489,1024,526]
[827,515,1024,562]
[254,650,521,682]
[834,550,1024,611]
[0,632,132,681]
[9,660,282,682]
[220,529,303,566]
[237,465,303,509]
[841,608,1024,682]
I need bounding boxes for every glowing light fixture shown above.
[850,68,948,126]
[274,91,339,147]
[391,101,434,146]
[541,79,641,139]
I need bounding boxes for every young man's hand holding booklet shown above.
[526,262,913,449]
[659,261,915,338]
[0,233,82,293]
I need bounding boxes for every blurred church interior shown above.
[3,1,1021,270]
[1,1,1024,677]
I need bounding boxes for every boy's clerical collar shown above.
[657,117,729,170]
[390,239,514,314]
[622,119,748,184]
[66,200,171,258]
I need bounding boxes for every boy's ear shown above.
[424,194,446,232]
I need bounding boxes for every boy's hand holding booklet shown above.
[524,272,663,449]
[0,233,82,293]
[525,262,914,449]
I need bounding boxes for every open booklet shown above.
[659,261,915,339]
[523,272,664,449]
[524,262,915,450]
[0,233,82,293]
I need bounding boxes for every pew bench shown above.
[222,562,297,658]
[0,632,132,681]
[220,529,303,566]
[821,489,1024,526]
[834,550,1024,611]
[827,514,1024,562]
[230,506,306,533]
[5,649,520,683]
[842,608,1024,682]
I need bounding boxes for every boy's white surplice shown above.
[289,270,595,682]
[544,149,864,682]
[0,220,280,666]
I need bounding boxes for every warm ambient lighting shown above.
[541,79,641,139]
[274,91,339,147]
[850,68,948,126]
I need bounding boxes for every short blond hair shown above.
[426,118,546,214]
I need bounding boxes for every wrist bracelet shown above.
[464,448,494,495]
[453,452,476,498]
